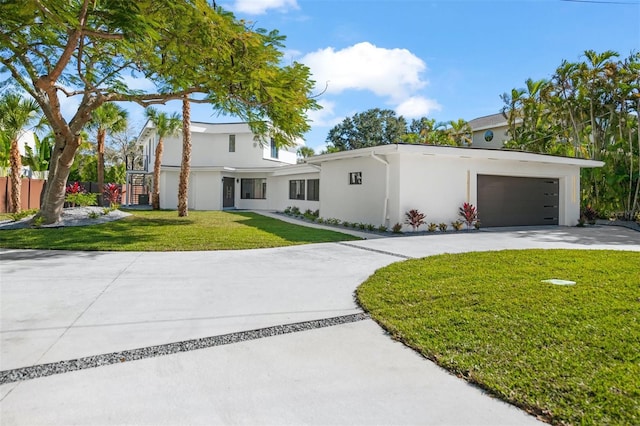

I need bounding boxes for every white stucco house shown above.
[133,120,603,229]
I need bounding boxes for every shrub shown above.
[316,217,325,224]
[451,220,464,231]
[10,208,38,222]
[378,225,388,232]
[283,206,292,215]
[404,209,426,231]
[66,192,97,207]
[327,218,341,226]
[427,222,437,232]
[438,222,448,232]
[65,181,97,207]
[88,211,101,219]
[458,202,478,229]
[313,209,320,217]
[291,206,300,215]
[366,224,376,231]
[103,183,121,208]
[343,221,350,227]
[351,222,359,229]
[474,221,481,230]
[582,205,597,224]
[392,222,403,233]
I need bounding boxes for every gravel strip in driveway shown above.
[0,313,369,385]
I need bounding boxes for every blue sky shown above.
[122,0,640,152]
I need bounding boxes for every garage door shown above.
[477,175,559,227]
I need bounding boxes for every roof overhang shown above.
[305,144,604,168]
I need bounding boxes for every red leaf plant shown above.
[458,202,478,229]
[103,183,121,207]
[404,209,426,231]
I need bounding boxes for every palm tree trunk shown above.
[9,137,22,213]
[97,128,106,206]
[152,138,163,210]
[178,96,191,217]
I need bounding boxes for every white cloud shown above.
[395,96,441,119]
[307,99,343,127]
[231,0,298,15]
[301,42,427,102]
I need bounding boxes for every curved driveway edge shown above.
[1,225,637,425]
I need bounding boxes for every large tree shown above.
[87,103,128,205]
[326,109,408,151]
[1,0,318,223]
[0,93,41,213]
[145,108,181,210]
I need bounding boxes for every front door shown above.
[223,177,235,208]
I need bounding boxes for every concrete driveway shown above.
[1,224,638,425]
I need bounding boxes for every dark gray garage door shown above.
[477,175,559,227]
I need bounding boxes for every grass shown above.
[0,210,359,251]
[357,249,640,425]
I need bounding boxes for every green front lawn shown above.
[357,249,640,425]
[0,210,358,251]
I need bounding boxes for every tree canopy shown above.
[324,108,470,152]
[1,0,318,223]
[501,50,639,219]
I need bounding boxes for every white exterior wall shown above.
[192,171,222,210]
[393,154,581,229]
[160,170,179,210]
[395,154,469,230]
[319,156,387,226]
[472,124,510,148]
[269,172,321,213]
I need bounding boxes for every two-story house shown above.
[131,121,320,212]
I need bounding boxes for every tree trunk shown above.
[38,133,81,224]
[152,137,163,210]
[9,137,22,213]
[178,96,191,217]
[97,128,106,206]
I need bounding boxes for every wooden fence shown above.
[0,177,46,213]
[0,178,127,213]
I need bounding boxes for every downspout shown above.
[370,152,389,226]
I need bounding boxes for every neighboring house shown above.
[468,112,521,149]
[133,120,603,228]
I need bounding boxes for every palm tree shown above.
[447,119,472,146]
[297,146,315,161]
[0,93,41,213]
[178,96,191,217]
[145,108,181,210]
[88,103,128,205]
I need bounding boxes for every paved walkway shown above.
[0,223,638,425]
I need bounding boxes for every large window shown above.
[307,179,319,201]
[289,180,305,200]
[229,135,236,152]
[270,138,278,159]
[241,178,266,199]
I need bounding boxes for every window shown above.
[270,138,278,159]
[289,180,305,200]
[241,178,266,199]
[484,130,494,142]
[307,179,319,201]
[349,172,362,185]
[229,135,235,152]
